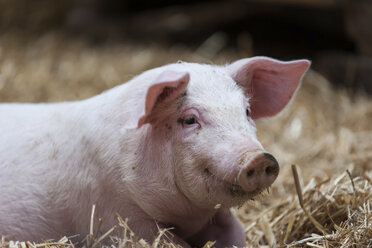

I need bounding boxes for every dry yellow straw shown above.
[291,165,328,235]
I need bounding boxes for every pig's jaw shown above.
[173,163,262,211]
[172,137,266,208]
[203,168,248,197]
[201,167,264,205]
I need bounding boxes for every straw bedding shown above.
[0,32,371,247]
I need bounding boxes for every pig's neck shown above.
[125,127,215,235]
[79,87,215,237]
[38,99,133,237]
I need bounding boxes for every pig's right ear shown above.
[125,70,190,129]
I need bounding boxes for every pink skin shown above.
[187,209,246,247]
[0,57,310,247]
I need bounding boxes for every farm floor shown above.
[0,31,371,247]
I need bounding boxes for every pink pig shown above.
[0,57,310,247]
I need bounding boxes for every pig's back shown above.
[0,103,62,237]
[0,101,85,169]
[0,102,58,128]
[0,103,62,156]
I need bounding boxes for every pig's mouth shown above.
[203,168,261,197]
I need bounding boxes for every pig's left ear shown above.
[227,57,311,119]
[136,70,189,128]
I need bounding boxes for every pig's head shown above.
[124,57,310,209]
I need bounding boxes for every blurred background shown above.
[1,0,372,101]
[0,0,371,246]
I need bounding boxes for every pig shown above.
[0,57,310,247]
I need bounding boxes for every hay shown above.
[0,31,371,247]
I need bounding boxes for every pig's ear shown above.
[133,70,189,128]
[227,57,310,119]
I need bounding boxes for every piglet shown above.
[0,57,310,247]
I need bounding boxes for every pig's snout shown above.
[237,153,279,193]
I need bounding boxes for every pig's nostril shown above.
[265,165,274,175]
[247,169,255,177]
[263,153,279,176]
[239,153,280,192]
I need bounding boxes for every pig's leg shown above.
[187,209,246,248]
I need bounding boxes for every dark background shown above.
[1,0,372,94]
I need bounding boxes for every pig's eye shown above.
[246,109,250,116]
[184,116,196,125]
[178,116,198,127]
[178,109,200,129]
